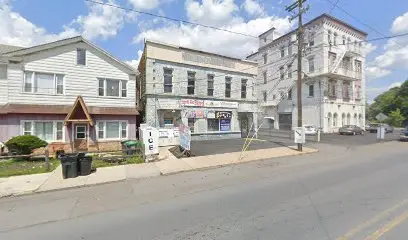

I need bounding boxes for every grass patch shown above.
[91,154,144,169]
[0,158,60,178]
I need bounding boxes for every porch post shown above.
[87,123,90,149]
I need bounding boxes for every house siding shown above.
[6,42,136,108]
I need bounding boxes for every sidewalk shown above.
[0,145,317,198]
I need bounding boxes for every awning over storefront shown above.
[64,96,94,126]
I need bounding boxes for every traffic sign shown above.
[375,113,388,122]
[294,127,306,144]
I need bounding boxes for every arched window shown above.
[333,113,338,127]
[354,113,358,125]
[342,113,346,126]
[359,114,363,127]
[328,112,332,129]
[347,113,351,125]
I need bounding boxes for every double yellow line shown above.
[336,199,408,240]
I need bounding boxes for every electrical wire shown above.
[84,0,258,39]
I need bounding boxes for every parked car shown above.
[367,123,379,133]
[338,125,364,135]
[303,125,317,135]
[400,127,408,141]
[367,123,394,133]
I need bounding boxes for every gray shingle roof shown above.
[0,44,24,54]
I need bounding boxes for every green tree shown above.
[387,108,405,127]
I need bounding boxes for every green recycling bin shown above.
[58,154,78,179]
[121,140,140,155]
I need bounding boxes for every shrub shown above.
[5,135,48,155]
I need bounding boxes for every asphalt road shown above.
[1,141,408,240]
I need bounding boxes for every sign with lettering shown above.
[180,99,204,107]
[204,100,238,108]
[184,109,206,118]
[179,124,191,151]
[182,52,236,69]
[294,127,306,144]
[215,111,232,119]
[220,119,231,131]
[141,127,159,156]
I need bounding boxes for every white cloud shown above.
[125,50,143,69]
[388,81,402,89]
[71,0,136,40]
[361,42,377,56]
[185,0,239,26]
[128,0,160,10]
[0,1,78,47]
[133,16,292,58]
[364,11,408,80]
[365,66,391,80]
[241,0,266,17]
[391,12,408,34]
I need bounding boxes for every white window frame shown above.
[98,78,127,98]
[23,71,65,95]
[96,120,129,141]
[75,125,87,139]
[20,120,65,142]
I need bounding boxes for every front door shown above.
[239,113,249,138]
[74,124,88,151]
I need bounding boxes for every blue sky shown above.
[1,0,408,102]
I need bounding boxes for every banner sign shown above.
[179,123,191,151]
[215,111,232,119]
[220,119,231,131]
[180,99,204,107]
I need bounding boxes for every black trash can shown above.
[58,154,78,179]
[78,155,93,176]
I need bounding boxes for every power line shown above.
[328,0,340,14]
[323,0,405,49]
[84,0,258,39]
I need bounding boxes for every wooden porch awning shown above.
[64,96,94,126]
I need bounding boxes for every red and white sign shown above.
[180,99,204,107]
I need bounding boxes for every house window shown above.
[288,89,292,100]
[98,78,127,97]
[309,84,314,97]
[163,68,173,93]
[225,77,231,98]
[263,91,267,102]
[329,80,336,97]
[355,60,362,73]
[309,32,315,47]
[308,57,315,73]
[0,65,6,79]
[22,121,64,142]
[288,43,292,55]
[24,72,65,95]
[263,71,267,84]
[241,79,247,99]
[188,118,195,133]
[280,66,284,80]
[334,32,338,45]
[280,47,285,58]
[77,48,86,65]
[187,71,195,95]
[207,119,220,132]
[342,36,346,45]
[343,81,350,99]
[75,125,86,139]
[263,53,267,64]
[97,121,128,140]
[287,64,292,78]
[207,74,214,96]
[329,52,337,67]
[273,94,276,100]
[328,30,332,44]
[333,113,338,127]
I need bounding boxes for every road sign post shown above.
[294,127,306,146]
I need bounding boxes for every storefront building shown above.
[137,40,258,141]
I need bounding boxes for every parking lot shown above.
[189,130,403,157]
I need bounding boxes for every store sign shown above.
[179,124,191,151]
[207,110,215,119]
[220,119,231,131]
[184,109,206,118]
[141,127,159,156]
[215,111,232,119]
[204,100,238,108]
[180,99,204,107]
[182,52,236,69]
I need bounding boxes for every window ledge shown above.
[96,138,128,142]
[22,92,64,96]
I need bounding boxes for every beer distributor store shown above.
[180,99,242,140]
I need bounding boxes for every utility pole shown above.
[286,0,308,151]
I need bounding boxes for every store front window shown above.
[207,119,220,131]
